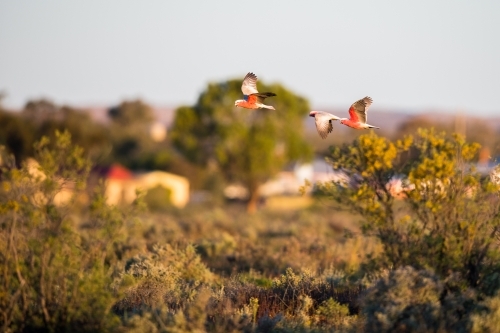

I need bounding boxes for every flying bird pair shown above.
[234,72,380,138]
[310,97,379,139]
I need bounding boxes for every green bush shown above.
[319,129,500,290]
[361,266,476,332]
[143,185,172,212]
[113,244,214,314]
[472,292,500,333]
[314,298,353,329]
[0,131,131,332]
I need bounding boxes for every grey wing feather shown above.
[241,72,259,95]
[351,96,372,124]
[252,92,276,103]
[315,112,337,139]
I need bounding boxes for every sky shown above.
[1,1,499,116]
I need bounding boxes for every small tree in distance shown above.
[170,75,313,212]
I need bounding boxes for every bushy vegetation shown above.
[0,131,127,332]
[2,127,500,332]
[319,129,500,287]
[361,266,476,332]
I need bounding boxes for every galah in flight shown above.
[234,72,276,110]
[309,96,379,139]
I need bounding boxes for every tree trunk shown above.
[246,186,260,214]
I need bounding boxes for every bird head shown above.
[340,118,348,125]
[234,100,243,107]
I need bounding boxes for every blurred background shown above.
[1,0,499,210]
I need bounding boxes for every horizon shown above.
[4,100,500,121]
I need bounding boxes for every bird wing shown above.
[348,96,373,124]
[241,72,259,96]
[314,111,338,139]
[247,92,276,104]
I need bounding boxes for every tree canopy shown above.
[108,100,155,127]
[0,99,110,166]
[170,76,313,212]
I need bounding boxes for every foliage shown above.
[395,114,499,157]
[23,99,111,160]
[472,291,500,333]
[108,204,367,332]
[0,109,36,165]
[0,130,137,332]
[107,99,165,169]
[143,185,172,212]
[314,298,352,329]
[319,129,500,290]
[361,266,477,333]
[4,127,500,331]
[108,100,155,127]
[0,99,180,174]
[170,76,313,212]
[113,244,214,313]
[0,99,110,166]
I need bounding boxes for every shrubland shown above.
[1,129,500,332]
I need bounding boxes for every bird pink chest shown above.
[237,101,258,109]
[342,120,362,129]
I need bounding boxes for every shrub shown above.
[314,298,353,329]
[0,131,129,332]
[361,267,443,332]
[472,292,500,333]
[361,266,477,333]
[143,185,172,212]
[319,129,500,291]
[113,244,214,313]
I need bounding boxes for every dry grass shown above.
[264,195,314,210]
[126,201,379,278]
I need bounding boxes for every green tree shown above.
[170,77,313,212]
[22,99,59,124]
[108,100,155,127]
[107,100,161,168]
[2,99,111,164]
[0,110,36,166]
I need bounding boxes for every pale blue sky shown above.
[1,1,499,115]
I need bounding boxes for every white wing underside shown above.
[241,73,259,95]
[315,111,339,139]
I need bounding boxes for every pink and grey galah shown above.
[234,72,277,110]
[309,96,379,139]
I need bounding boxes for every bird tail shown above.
[263,105,276,110]
[367,124,380,129]
[255,92,277,98]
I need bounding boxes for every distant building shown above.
[22,158,75,206]
[135,171,189,208]
[94,164,189,208]
[224,157,347,199]
[149,122,167,142]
